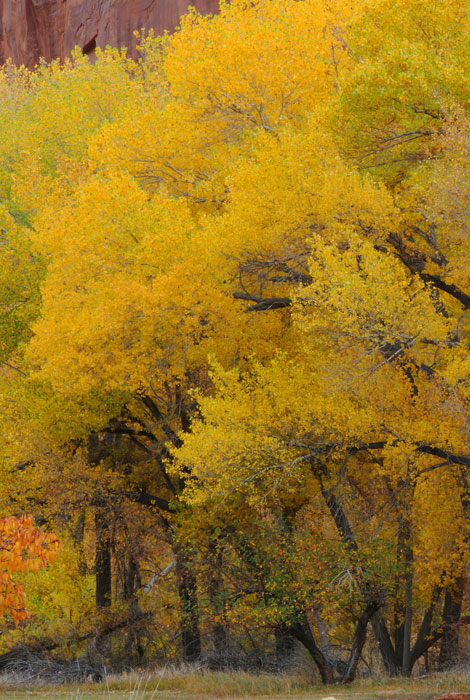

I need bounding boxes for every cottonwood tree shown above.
[1,0,470,678]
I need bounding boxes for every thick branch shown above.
[120,489,172,513]
[313,441,470,468]
[420,273,470,311]
[233,291,292,311]
[416,444,470,466]
[382,238,470,310]
[139,394,183,448]
[103,423,179,495]
[143,559,176,593]
[319,485,358,549]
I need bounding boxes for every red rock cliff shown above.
[0,0,220,68]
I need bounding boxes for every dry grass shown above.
[0,667,468,700]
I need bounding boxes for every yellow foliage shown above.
[0,0,470,670]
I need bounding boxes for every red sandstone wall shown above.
[0,0,220,68]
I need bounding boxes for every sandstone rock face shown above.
[0,0,220,68]
[434,694,470,700]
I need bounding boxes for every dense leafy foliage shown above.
[0,0,469,682]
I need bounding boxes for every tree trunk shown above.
[74,510,88,577]
[341,599,383,682]
[122,554,141,602]
[372,505,417,677]
[95,511,112,609]
[176,551,201,663]
[372,614,401,676]
[207,544,230,667]
[94,511,112,658]
[438,576,465,670]
[122,554,144,663]
[401,534,414,676]
[289,616,335,684]
[316,475,385,681]
[392,513,413,674]
[409,583,442,670]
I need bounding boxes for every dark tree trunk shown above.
[409,583,442,669]
[95,512,112,609]
[438,576,465,670]
[401,537,414,676]
[122,554,141,602]
[316,474,385,681]
[341,599,383,682]
[176,552,201,663]
[207,544,230,667]
[213,622,229,656]
[94,511,112,658]
[74,510,88,576]
[390,510,414,676]
[122,554,144,663]
[289,616,335,684]
[373,581,446,676]
[372,614,401,676]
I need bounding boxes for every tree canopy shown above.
[0,0,469,681]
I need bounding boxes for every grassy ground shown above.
[0,669,468,700]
